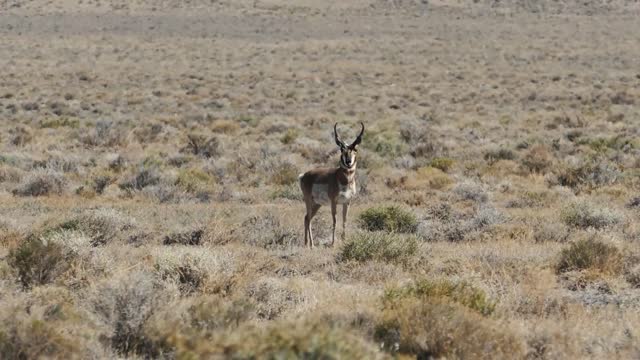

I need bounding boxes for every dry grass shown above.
[1,0,640,358]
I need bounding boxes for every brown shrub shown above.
[375,298,525,359]
[522,144,553,173]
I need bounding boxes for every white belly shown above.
[311,183,357,205]
[311,184,331,205]
[337,183,356,204]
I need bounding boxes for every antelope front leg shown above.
[341,203,349,241]
[331,202,337,247]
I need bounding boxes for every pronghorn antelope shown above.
[299,123,364,248]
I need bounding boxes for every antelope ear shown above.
[334,123,346,149]
[349,122,364,149]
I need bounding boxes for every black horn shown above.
[350,122,365,148]
[334,123,346,148]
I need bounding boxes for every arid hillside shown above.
[1,1,640,358]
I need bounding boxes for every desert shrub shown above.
[91,170,115,194]
[86,271,170,356]
[119,166,161,191]
[246,278,306,320]
[170,319,384,359]
[560,201,622,229]
[33,155,80,174]
[419,204,504,242]
[280,128,299,144]
[9,126,33,146]
[0,291,99,359]
[430,157,454,172]
[270,183,303,201]
[142,184,197,204]
[366,130,406,158]
[133,123,163,144]
[506,190,551,208]
[183,134,220,158]
[239,213,297,248]
[551,159,620,190]
[401,166,452,190]
[175,167,214,194]
[211,120,240,134]
[340,232,418,264]
[269,161,298,185]
[466,205,505,232]
[46,209,136,246]
[522,144,553,173]
[163,229,204,246]
[626,264,640,288]
[7,236,74,289]
[0,165,22,183]
[12,168,66,196]
[556,238,623,275]
[81,120,128,148]
[40,117,80,129]
[627,196,640,209]
[374,298,524,359]
[153,249,207,294]
[384,278,496,316]
[358,205,418,233]
[452,181,488,203]
[188,296,254,331]
[484,148,516,165]
[533,222,570,243]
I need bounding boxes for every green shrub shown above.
[560,201,622,229]
[384,278,495,316]
[358,206,418,233]
[340,232,418,264]
[365,131,406,158]
[556,238,623,275]
[269,183,303,201]
[175,168,214,194]
[8,236,73,289]
[430,157,454,172]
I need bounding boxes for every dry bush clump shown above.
[183,134,221,159]
[560,201,623,229]
[163,317,385,359]
[452,180,488,203]
[522,144,554,173]
[419,203,504,242]
[484,147,517,165]
[51,208,136,246]
[7,235,75,289]
[550,158,621,191]
[556,238,624,276]
[384,278,496,316]
[85,271,175,357]
[238,213,298,248]
[80,120,128,148]
[152,246,231,294]
[12,168,67,196]
[375,298,525,359]
[0,287,108,359]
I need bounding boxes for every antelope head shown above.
[334,122,364,170]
